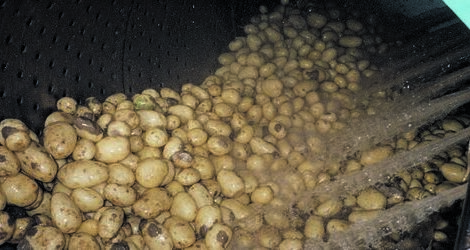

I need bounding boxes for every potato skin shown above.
[57,160,109,189]
[0,146,20,177]
[43,121,77,159]
[51,192,83,234]
[15,142,58,182]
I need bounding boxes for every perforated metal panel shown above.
[0,0,275,133]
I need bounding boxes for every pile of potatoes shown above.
[0,2,465,249]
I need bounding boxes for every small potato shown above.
[360,146,393,166]
[135,158,168,188]
[207,135,233,156]
[71,188,104,212]
[137,110,167,130]
[142,128,168,148]
[132,188,172,219]
[68,232,101,250]
[250,137,277,154]
[187,128,208,146]
[339,36,362,48]
[104,183,137,207]
[98,206,124,239]
[356,187,387,210]
[251,186,274,204]
[114,109,140,129]
[261,78,283,98]
[95,136,130,163]
[304,215,324,239]
[168,105,195,124]
[1,173,39,207]
[440,162,466,183]
[17,226,65,250]
[164,216,196,249]
[204,120,232,137]
[217,170,245,198]
[175,167,201,186]
[51,192,83,233]
[0,146,20,176]
[213,103,234,118]
[107,163,135,185]
[140,219,173,250]
[15,141,58,182]
[205,223,232,250]
[162,136,183,160]
[72,138,96,160]
[170,192,198,221]
[188,183,214,208]
[43,121,77,159]
[73,117,104,142]
[58,160,109,189]
[315,199,343,218]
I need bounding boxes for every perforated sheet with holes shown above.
[0,0,274,133]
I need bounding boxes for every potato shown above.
[71,188,104,212]
[72,138,96,160]
[348,210,381,223]
[207,135,233,156]
[168,105,195,124]
[360,146,393,166]
[68,232,101,250]
[135,158,168,188]
[326,219,350,234]
[356,187,387,210]
[440,162,466,183]
[164,216,196,248]
[8,217,35,244]
[43,121,77,159]
[339,36,362,48]
[257,225,281,248]
[170,191,198,221]
[140,219,173,250]
[315,198,343,218]
[51,192,83,233]
[58,160,108,189]
[107,163,135,185]
[205,223,232,250]
[95,136,130,163]
[14,141,57,182]
[73,116,104,142]
[0,146,20,176]
[304,215,325,239]
[162,136,183,160]
[104,183,137,207]
[132,188,172,219]
[250,137,277,154]
[17,226,65,249]
[0,211,14,244]
[98,206,124,239]
[251,186,274,204]
[0,119,32,151]
[175,167,201,186]
[204,120,232,137]
[1,173,39,207]
[187,128,208,146]
[188,183,214,208]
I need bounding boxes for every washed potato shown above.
[71,188,104,212]
[217,170,245,198]
[43,121,77,159]
[15,141,58,182]
[170,191,198,221]
[143,128,168,148]
[95,136,130,163]
[107,163,135,185]
[0,146,20,176]
[51,192,83,233]
[58,160,109,189]
[205,223,232,250]
[104,183,137,207]
[72,138,96,160]
[1,173,39,207]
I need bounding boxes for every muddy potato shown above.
[68,232,101,250]
[104,183,137,207]
[194,205,222,237]
[168,105,195,124]
[8,217,35,244]
[43,121,77,159]
[142,128,168,148]
[1,173,39,207]
[0,187,6,211]
[98,206,124,239]
[187,128,208,146]
[74,116,104,142]
[17,225,65,249]
[188,183,214,208]
[0,211,14,245]
[356,187,387,210]
[217,170,245,198]
[204,223,232,250]
[72,138,96,160]
[348,210,381,223]
[164,216,196,249]
[192,156,215,180]
[0,119,32,152]
[251,185,274,204]
[440,162,466,183]
[132,188,172,219]
[162,136,183,160]
[171,151,193,168]
[326,219,350,234]
[175,167,201,186]
[95,136,130,163]
[51,192,83,233]
[107,163,135,185]
[14,141,58,182]
[257,225,281,248]
[135,158,168,188]
[0,146,20,176]
[315,198,343,218]
[207,135,233,156]
[140,219,173,250]
[58,160,108,189]
[360,146,393,166]
[71,188,104,212]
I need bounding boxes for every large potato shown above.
[43,121,77,159]
[95,136,130,163]
[58,160,109,189]
[51,192,83,233]
[15,142,58,182]
[0,146,20,176]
